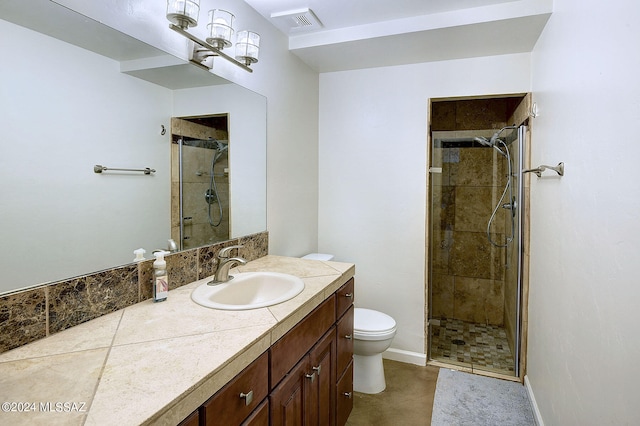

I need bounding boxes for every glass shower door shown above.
[428,126,524,377]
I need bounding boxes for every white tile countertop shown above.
[0,255,355,426]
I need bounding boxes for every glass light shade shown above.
[206,9,235,49]
[235,31,260,65]
[166,0,200,29]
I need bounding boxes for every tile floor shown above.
[430,318,515,375]
[346,359,440,425]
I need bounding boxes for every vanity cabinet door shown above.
[270,356,308,426]
[307,328,337,426]
[201,352,269,426]
[270,296,336,389]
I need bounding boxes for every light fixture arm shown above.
[169,24,253,73]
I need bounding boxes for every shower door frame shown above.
[426,95,531,382]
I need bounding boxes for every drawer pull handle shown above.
[344,293,353,301]
[344,334,352,340]
[312,365,322,376]
[305,372,316,383]
[239,390,253,406]
[344,392,353,399]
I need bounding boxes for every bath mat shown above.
[431,369,535,426]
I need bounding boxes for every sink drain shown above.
[451,339,466,345]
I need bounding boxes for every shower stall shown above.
[427,96,529,378]
[171,115,230,249]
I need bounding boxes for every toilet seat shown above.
[354,308,397,341]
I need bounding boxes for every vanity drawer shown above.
[241,399,269,426]
[336,278,354,319]
[336,305,354,377]
[270,296,336,389]
[201,351,269,426]
[336,360,354,426]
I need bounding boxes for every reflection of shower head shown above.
[474,136,492,147]
[215,140,228,154]
[474,135,507,157]
[212,140,228,163]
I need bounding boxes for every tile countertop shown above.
[0,255,355,426]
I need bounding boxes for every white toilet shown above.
[300,253,397,394]
[301,253,335,261]
[353,308,397,394]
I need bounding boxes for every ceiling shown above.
[244,0,552,72]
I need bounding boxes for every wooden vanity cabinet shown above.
[200,352,269,426]
[241,399,269,425]
[336,361,354,426]
[179,278,354,426]
[177,409,199,426]
[335,279,354,426]
[270,297,336,389]
[336,278,354,319]
[270,327,337,426]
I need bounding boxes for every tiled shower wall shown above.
[171,117,230,247]
[172,143,230,247]
[0,231,268,354]
[431,133,508,326]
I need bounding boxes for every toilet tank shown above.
[301,253,334,261]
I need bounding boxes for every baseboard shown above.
[524,375,544,426]
[382,348,427,366]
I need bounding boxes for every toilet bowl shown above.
[353,308,396,394]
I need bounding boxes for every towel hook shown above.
[523,162,564,178]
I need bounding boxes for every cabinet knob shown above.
[239,390,253,406]
[305,372,316,383]
[344,293,353,301]
[343,392,353,399]
[344,334,352,340]
[312,365,322,376]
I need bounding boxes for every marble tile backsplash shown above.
[0,231,268,354]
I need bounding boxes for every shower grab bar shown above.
[523,162,564,178]
[94,165,156,175]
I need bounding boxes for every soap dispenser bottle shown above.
[153,250,170,302]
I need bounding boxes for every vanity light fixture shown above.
[235,31,260,66]
[165,0,260,73]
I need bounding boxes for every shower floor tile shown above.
[430,318,515,375]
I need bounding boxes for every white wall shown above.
[318,54,531,354]
[0,19,172,292]
[528,0,640,423]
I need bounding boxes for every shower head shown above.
[215,140,228,153]
[474,136,492,147]
[211,140,229,164]
[475,132,505,147]
[474,136,507,157]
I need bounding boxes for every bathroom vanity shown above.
[192,277,354,426]
[0,256,354,426]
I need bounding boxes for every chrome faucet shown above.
[208,245,247,285]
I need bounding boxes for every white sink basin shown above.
[191,272,305,310]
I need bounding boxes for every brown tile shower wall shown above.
[431,145,507,325]
[170,117,230,247]
[172,143,230,247]
[0,231,268,354]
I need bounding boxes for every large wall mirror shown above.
[0,3,266,294]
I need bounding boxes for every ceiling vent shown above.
[271,8,323,32]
